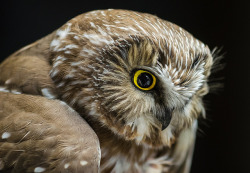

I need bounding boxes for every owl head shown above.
[49,9,213,148]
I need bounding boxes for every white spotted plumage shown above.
[0,9,215,173]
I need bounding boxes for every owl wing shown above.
[0,34,57,98]
[0,34,99,172]
[0,92,100,173]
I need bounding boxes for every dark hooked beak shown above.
[156,108,172,131]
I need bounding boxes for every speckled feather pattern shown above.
[0,9,213,173]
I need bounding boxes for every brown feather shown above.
[0,92,100,172]
[0,9,215,173]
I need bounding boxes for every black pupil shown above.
[137,72,153,88]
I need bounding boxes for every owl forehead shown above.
[51,9,206,55]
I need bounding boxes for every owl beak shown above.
[157,108,172,131]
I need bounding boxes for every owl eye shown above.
[133,70,156,91]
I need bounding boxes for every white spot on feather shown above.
[57,81,65,88]
[11,89,21,94]
[34,167,46,173]
[57,27,70,40]
[0,86,9,93]
[2,132,11,139]
[41,88,56,99]
[50,68,59,78]
[89,102,98,116]
[64,44,78,49]
[78,96,92,105]
[71,61,82,66]
[55,56,67,62]
[83,34,114,45]
[50,39,60,50]
[90,22,96,28]
[5,79,12,85]
[80,48,97,56]
[53,60,63,68]
[64,163,70,169]
[80,160,88,166]
[74,35,80,40]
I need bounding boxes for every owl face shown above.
[50,9,213,148]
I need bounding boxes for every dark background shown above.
[1,0,249,173]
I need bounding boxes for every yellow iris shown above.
[133,70,156,91]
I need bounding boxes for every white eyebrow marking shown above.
[1,132,11,139]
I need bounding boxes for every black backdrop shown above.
[1,1,250,173]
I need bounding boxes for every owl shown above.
[0,9,214,173]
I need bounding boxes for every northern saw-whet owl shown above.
[0,9,214,173]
